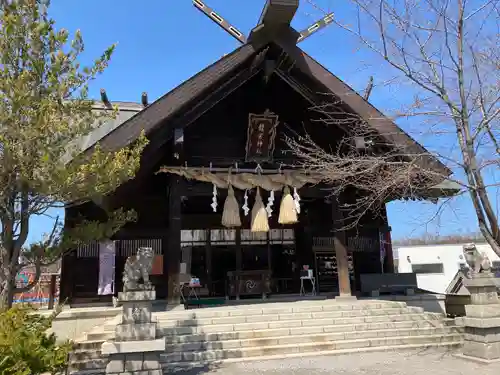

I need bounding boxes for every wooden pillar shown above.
[166,128,184,306]
[380,205,394,273]
[48,274,57,310]
[267,232,272,275]
[235,229,242,300]
[59,251,74,305]
[235,229,242,271]
[205,229,212,296]
[60,208,76,304]
[331,200,354,298]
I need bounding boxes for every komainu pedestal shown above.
[102,247,164,375]
[459,272,500,363]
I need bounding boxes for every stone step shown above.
[154,306,424,327]
[86,308,452,341]
[85,330,115,341]
[99,302,411,331]
[161,341,462,371]
[70,326,463,361]
[72,321,463,361]
[86,311,450,341]
[70,349,104,361]
[161,333,463,363]
[164,319,460,344]
[165,327,463,352]
[72,321,463,363]
[156,301,409,320]
[157,313,445,336]
[68,334,462,373]
[68,357,108,373]
[73,340,106,351]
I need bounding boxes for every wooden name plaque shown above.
[245,109,279,163]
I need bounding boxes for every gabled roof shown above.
[79,40,450,177]
[80,44,256,156]
[293,48,447,176]
[79,101,143,152]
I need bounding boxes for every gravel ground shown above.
[169,349,500,374]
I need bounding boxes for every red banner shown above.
[151,255,163,275]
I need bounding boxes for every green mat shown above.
[184,298,226,308]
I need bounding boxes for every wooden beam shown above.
[143,59,265,164]
[83,44,256,156]
[380,205,394,273]
[276,41,451,177]
[100,89,112,109]
[205,229,212,296]
[166,127,184,306]
[249,1,300,48]
[179,180,335,198]
[104,61,262,209]
[193,0,246,44]
[331,199,353,298]
[257,0,299,27]
[235,229,242,300]
[141,92,148,107]
[296,13,334,43]
[104,146,166,210]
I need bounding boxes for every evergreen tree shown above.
[0,0,147,308]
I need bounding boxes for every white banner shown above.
[98,240,116,295]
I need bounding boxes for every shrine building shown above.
[59,0,457,306]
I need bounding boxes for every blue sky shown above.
[27,0,497,244]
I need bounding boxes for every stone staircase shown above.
[69,299,463,373]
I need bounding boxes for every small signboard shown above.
[245,109,279,162]
[189,277,201,287]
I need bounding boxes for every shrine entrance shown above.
[180,226,298,300]
[211,245,236,297]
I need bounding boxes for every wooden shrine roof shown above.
[77,101,143,153]
[76,1,451,179]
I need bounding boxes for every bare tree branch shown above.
[292,0,499,255]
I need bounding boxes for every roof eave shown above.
[81,43,257,157]
[276,42,450,177]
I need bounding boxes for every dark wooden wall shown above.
[184,72,343,168]
[61,70,386,304]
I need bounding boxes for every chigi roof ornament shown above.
[193,0,246,44]
[192,0,334,46]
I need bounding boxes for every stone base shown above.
[466,304,500,318]
[102,338,165,355]
[115,322,157,341]
[463,273,499,305]
[121,300,155,324]
[464,326,500,342]
[454,272,500,363]
[118,290,156,302]
[105,351,162,375]
[462,317,500,328]
[463,339,500,361]
[454,353,500,365]
[335,294,358,301]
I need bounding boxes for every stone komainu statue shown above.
[462,243,492,278]
[122,247,154,291]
